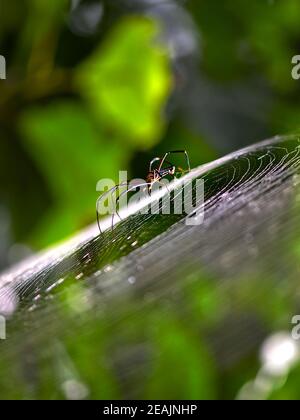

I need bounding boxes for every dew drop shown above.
[128,276,136,285]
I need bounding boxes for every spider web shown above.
[1,135,300,399]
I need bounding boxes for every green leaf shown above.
[145,314,216,399]
[19,101,127,248]
[76,17,172,145]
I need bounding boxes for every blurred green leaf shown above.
[22,0,68,45]
[19,101,127,248]
[145,314,216,399]
[76,17,172,145]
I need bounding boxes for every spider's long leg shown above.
[113,182,151,229]
[128,179,171,217]
[158,150,191,173]
[96,182,129,234]
[149,157,161,172]
[149,158,174,172]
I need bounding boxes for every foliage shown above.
[2,0,300,248]
[2,0,300,401]
[77,17,172,143]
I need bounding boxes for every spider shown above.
[96,150,191,232]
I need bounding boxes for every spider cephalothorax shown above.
[146,166,176,185]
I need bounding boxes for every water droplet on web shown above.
[128,276,136,285]
[28,304,37,313]
[293,175,300,187]
[94,270,102,277]
[61,379,89,400]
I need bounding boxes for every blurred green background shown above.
[1,0,300,267]
[2,0,300,402]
